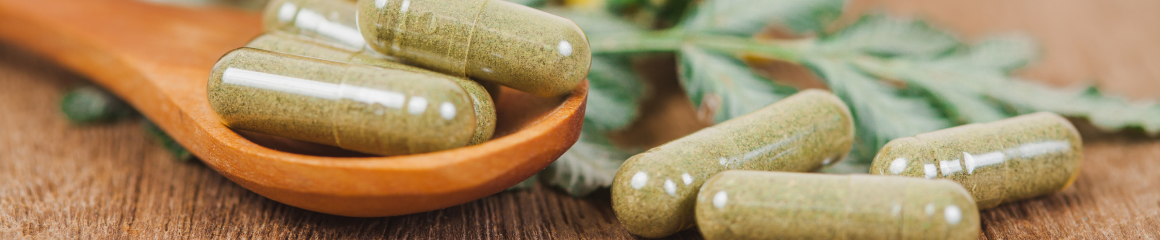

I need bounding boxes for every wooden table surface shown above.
[3,0,1160,239]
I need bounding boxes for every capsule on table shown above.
[696,171,980,240]
[262,0,365,49]
[357,0,591,97]
[208,48,479,156]
[245,32,497,145]
[610,89,856,238]
[870,112,1083,209]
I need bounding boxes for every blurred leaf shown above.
[505,174,539,191]
[806,58,953,162]
[60,86,136,124]
[507,0,547,7]
[545,7,642,34]
[682,0,845,36]
[816,14,961,58]
[679,46,797,123]
[143,120,194,162]
[946,34,1038,72]
[586,56,647,130]
[536,8,648,196]
[540,127,637,197]
[851,57,1012,125]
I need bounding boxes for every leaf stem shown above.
[688,35,804,63]
[589,29,686,54]
[588,28,806,65]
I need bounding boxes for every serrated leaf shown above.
[679,46,798,123]
[806,58,953,162]
[987,79,1160,134]
[817,14,961,58]
[60,86,136,124]
[852,58,1012,124]
[683,0,845,36]
[540,127,636,197]
[950,34,1038,72]
[586,56,646,131]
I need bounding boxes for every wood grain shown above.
[3,0,1160,239]
[0,0,587,217]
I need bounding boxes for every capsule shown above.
[696,171,980,240]
[262,0,366,49]
[208,48,479,156]
[610,89,856,238]
[357,0,591,97]
[870,112,1083,209]
[245,32,497,145]
[258,2,505,101]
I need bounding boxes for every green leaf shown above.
[540,127,636,197]
[851,58,1012,125]
[586,56,646,131]
[506,0,546,7]
[816,14,961,59]
[947,34,1038,72]
[538,8,649,196]
[988,80,1160,134]
[806,58,953,162]
[505,174,538,191]
[545,7,643,34]
[683,0,845,36]
[540,56,645,194]
[60,86,136,124]
[679,46,798,123]
[143,120,194,162]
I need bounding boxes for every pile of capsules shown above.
[207,0,1085,238]
[611,90,1084,239]
[207,0,591,156]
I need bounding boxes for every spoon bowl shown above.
[0,0,586,217]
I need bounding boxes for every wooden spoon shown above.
[0,0,587,217]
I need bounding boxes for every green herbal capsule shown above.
[696,170,980,240]
[258,1,506,101]
[262,0,366,49]
[245,32,496,145]
[610,89,856,238]
[357,0,591,97]
[208,48,478,156]
[869,112,1083,209]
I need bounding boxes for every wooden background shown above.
[3,0,1160,238]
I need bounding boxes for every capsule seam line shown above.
[460,0,490,76]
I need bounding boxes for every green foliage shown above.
[815,14,961,58]
[682,0,844,36]
[548,0,1160,191]
[586,56,647,130]
[60,86,136,124]
[60,85,193,162]
[529,8,648,195]
[539,127,636,196]
[143,120,194,162]
[806,59,953,161]
[678,46,797,123]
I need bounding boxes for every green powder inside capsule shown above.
[870,112,1083,209]
[244,32,496,145]
[208,48,478,155]
[695,170,980,240]
[357,0,591,97]
[610,89,856,238]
